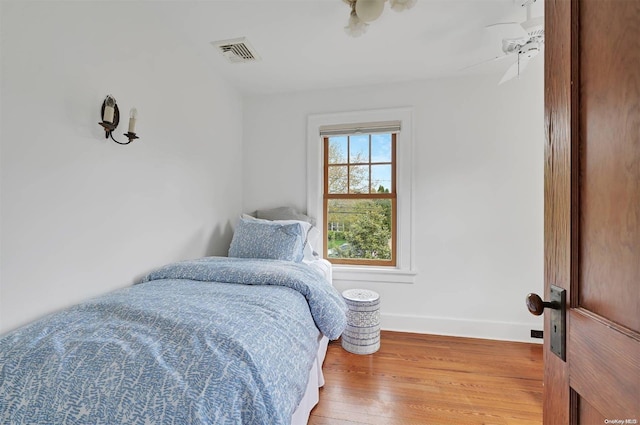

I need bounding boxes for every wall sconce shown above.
[98,95,139,145]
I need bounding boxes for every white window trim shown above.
[307,107,416,284]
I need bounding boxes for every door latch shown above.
[526,285,566,361]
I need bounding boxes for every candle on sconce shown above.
[128,107,138,133]
[99,95,139,144]
[103,95,116,123]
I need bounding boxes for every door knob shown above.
[526,293,560,316]
[525,285,567,361]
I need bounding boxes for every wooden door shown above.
[544,0,640,424]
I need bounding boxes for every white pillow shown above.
[255,206,316,226]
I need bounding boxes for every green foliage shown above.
[327,230,346,242]
[326,200,357,230]
[375,198,392,226]
[343,200,392,260]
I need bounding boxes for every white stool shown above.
[341,289,380,355]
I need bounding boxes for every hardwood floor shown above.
[309,331,543,425]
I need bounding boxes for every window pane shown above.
[328,136,347,164]
[349,135,369,164]
[371,134,392,163]
[371,164,392,193]
[349,165,369,193]
[326,199,393,261]
[328,165,348,194]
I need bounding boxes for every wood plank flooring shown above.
[309,331,543,425]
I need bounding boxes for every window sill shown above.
[332,265,416,284]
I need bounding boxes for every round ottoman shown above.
[341,289,380,355]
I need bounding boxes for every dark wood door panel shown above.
[576,393,607,425]
[578,0,640,332]
[569,309,640,418]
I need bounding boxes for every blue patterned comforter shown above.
[0,257,347,425]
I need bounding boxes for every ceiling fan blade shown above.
[485,22,529,39]
[518,55,532,73]
[459,53,512,71]
[499,61,519,85]
[498,55,532,84]
[521,15,544,33]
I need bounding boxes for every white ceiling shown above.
[154,0,544,95]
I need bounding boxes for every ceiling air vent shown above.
[211,37,261,64]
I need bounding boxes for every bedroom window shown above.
[308,108,414,283]
[322,128,397,266]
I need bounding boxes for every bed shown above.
[0,214,346,425]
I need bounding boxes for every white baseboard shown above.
[381,313,543,344]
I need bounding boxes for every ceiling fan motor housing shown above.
[519,41,540,59]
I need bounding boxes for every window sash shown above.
[323,198,397,266]
[323,134,397,266]
[324,134,396,195]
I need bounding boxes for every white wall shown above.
[243,63,544,342]
[0,2,244,333]
[0,1,543,342]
